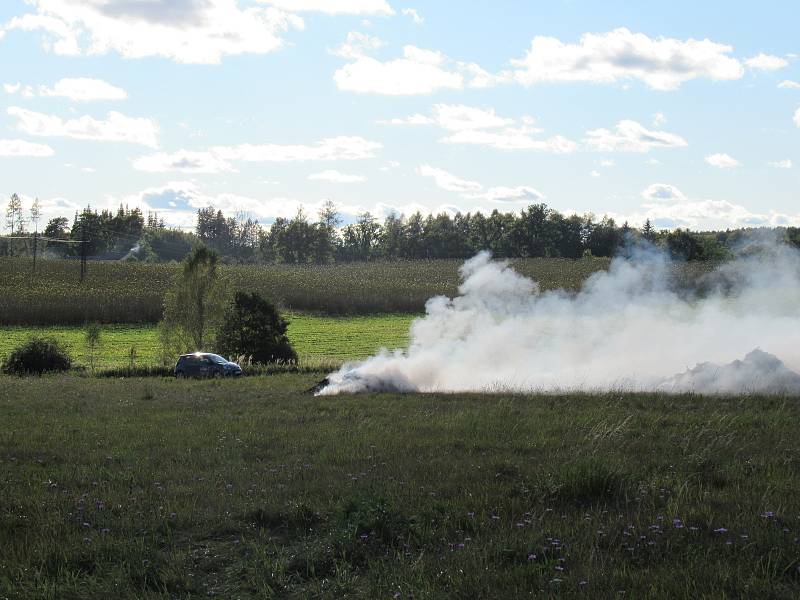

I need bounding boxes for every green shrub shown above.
[2,337,72,375]
[216,291,297,364]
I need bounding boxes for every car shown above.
[174,353,243,378]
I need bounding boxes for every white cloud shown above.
[628,183,793,230]
[40,77,127,101]
[401,8,423,24]
[132,150,235,173]
[380,104,512,130]
[443,128,576,153]
[705,153,740,169]
[590,170,600,177]
[417,164,544,203]
[768,159,792,169]
[333,43,499,94]
[599,159,615,167]
[384,104,576,153]
[479,186,546,203]
[0,138,54,157]
[115,180,383,229]
[260,0,394,15]
[641,183,687,202]
[417,165,483,194]
[744,53,789,71]
[653,112,667,126]
[4,0,304,64]
[634,191,795,230]
[4,82,35,97]
[334,45,465,94]
[430,104,513,131]
[778,80,800,89]
[7,107,158,147]
[510,28,744,91]
[795,107,800,128]
[214,136,381,161]
[329,31,384,59]
[308,169,366,183]
[584,120,688,152]
[379,113,435,126]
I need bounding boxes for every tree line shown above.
[4,193,800,263]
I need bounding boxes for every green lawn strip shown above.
[0,313,415,368]
[0,377,798,597]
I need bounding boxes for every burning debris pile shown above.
[317,243,800,396]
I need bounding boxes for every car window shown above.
[207,354,228,364]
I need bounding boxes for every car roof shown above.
[179,353,222,358]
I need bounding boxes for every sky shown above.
[0,0,798,232]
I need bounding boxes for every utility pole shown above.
[32,229,38,273]
[80,222,88,283]
[30,197,40,274]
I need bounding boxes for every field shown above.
[0,314,414,369]
[0,257,618,325]
[1,375,799,598]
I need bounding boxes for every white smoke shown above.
[319,242,800,395]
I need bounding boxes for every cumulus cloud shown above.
[308,169,366,183]
[116,181,382,229]
[641,183,687,202]
[3,0,304,64]
[510,28,744,91]
[778,80,800,89]
[417,164,545,203]
[4,82,35,97]
[584,120,688,152]
[652,112,667,126]
[443,128,576,153]
[705,153,740,169]
[401,8,423,24]
[768,159,792,169]
[329,31,384,59]
[334,45,464,94]
[132,136,381,175]
[417,165,482,194]
[7,107,158,147]
[383,104,577,153]
[795,107,800,127]
[39,77,127,101]
[629,183,798,230]
[744,53,789,71]
[260,0,394,15]
[332,42,501,94]
[132,150,235,173]
[213,136,381,161]
[0,138,55,157]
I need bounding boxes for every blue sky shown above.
[1,0,798,231]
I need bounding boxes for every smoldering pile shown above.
[317,242,800,396]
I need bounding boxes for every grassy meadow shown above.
[0,314,414,369]
[1,375,799,598]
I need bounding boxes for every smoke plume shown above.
[319,241,800,396]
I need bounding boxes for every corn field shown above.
[0,256,713,325]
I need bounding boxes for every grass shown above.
[0,256,621,325]
[1,375,799,598]
[0,314,414,369]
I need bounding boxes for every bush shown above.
[2,337,72,375]
[216,291,297,364]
